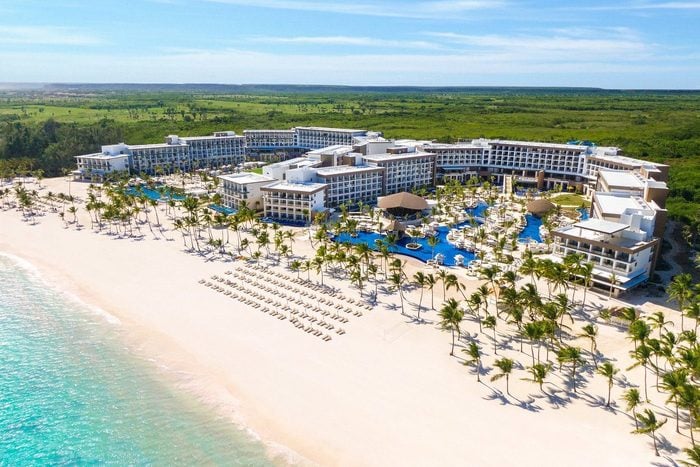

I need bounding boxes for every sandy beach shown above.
[0,177,687,466]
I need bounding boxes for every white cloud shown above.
[248,35,442,50]
[201,0,506,19]
[571,1,700,10]
[0,26,101,46]
[425,29,650,60]
[1,46,697,88]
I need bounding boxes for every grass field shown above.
[1,88,699,222]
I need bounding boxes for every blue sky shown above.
[1,0,699,88]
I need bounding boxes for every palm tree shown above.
[491,357,515,395]
[608,272,618,298]
[524,362,551,393]
[634,409,667,457]
[427,234,439,260]
[389,272,406,316]
[426,273,437,310]
[682,445,700,466]
[685,301,700,333]
[579,323,599,368]
[463,342,482,382]
[439,298,463,356]
[648,311,674,340]
[579,262,594,311]
[522,321,544,365]
[660,369,688,433]
[413,271,427,320]
[669,273,694,331]
[679,384,700,446]
[557,346,585,393]
[597,362,619,407]
[483,314,498,354]
[628,343,654,401]
[623,388,642,430]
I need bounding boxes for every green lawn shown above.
[552,193,591,207]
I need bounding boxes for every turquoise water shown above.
[125,186,185,202]
[334,203,544,265]
[0,255,275,466]
[210,204,237,215]
[517,214,543,243]
[334,203,488,266]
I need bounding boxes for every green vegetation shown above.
[1,87,699,221]
[551,193,591,208]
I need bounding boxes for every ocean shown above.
[0,254,276,465]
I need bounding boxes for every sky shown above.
[0,0,699,88]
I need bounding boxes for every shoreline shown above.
[0,177,682,466]
[0,250,307,466]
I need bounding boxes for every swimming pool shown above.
[577,207,590,220]
[124,186,185,202]
[517,214,543,243]
[209,204,237,215]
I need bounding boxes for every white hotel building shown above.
[75,131,245,179]
[362,148,435,195]
[294,127,370,149]
[315,165,384,207]
[260,182,327,223]
[219,172,276,211]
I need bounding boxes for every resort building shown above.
[74,131,245,179]
[294,127,370,150]
[363,148,436,195]
[218,172,276,211]
[75,143,130,181]
[551,218,660,296]
[243,129,303,162]
[123,137,190,176]
[263,157,321,181]
[180,131,246,169]
[260,182,327,223]
[314,165,384,207]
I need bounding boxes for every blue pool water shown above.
[517,214,543,243]
[210,204,237,215]
[334,202,544,266]
[334,203,488,266]
[125,185,185,202]
[0,255,275,465]
[577,207,590,220]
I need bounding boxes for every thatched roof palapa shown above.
[377,192,429,211]
[526,199,556,217]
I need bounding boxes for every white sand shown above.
[0,177,686,466]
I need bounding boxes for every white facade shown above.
[315,165,384,207]
[244,129,296,148]
[75,150,129,180]
[181,131,245,169]
[362,150,435,195]
[261,182,327,223]
[552,219,658,294]
[219,173,276,211]
[294,127,368,149]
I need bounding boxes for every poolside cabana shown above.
[377,192,428,218]
[526,199,556,218]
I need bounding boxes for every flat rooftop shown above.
[595,194,652,216]
[219,173,276,185]
[128,142,188,149]
[315,165,383,176]
[261,181,327,194]
[295,126,367,133]
[244,129,295,133]
[363,151,433,162]
[599,170,644,190]
[265,157,310,169]
[574,218,629,235]
[486,139,589,151]
[76,152,128,160]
